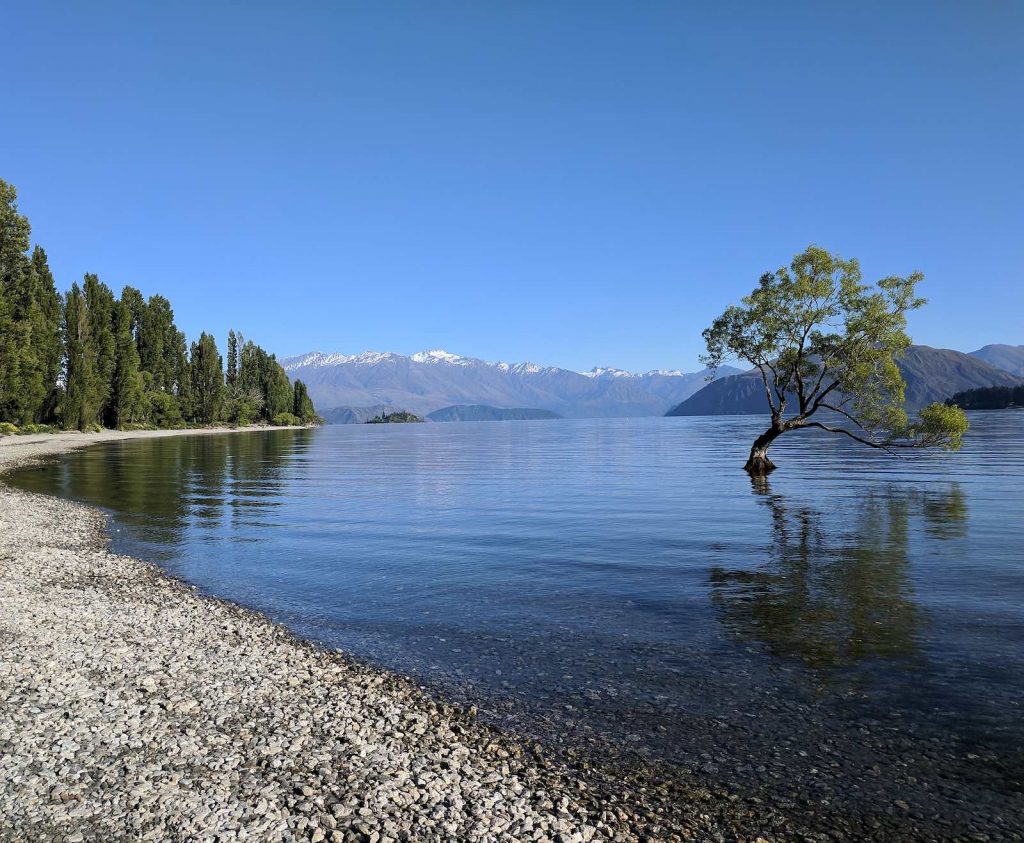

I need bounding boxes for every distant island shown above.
[365,411,423,424]
[427,405,562,422]
[948,385,1024,410]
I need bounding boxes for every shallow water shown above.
[10,414,1024,834]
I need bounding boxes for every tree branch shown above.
[800,421,897,455]
[756,362,779,416]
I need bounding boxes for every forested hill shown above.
[0,178,319,432]
[948,385,1024,410]
[667,346,1024,416]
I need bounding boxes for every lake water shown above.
[9,414,1024,837]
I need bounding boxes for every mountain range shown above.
[283,344,1023,422]
[282,349,740,419]
[666,345,1024,417]
[969,344,1024,377]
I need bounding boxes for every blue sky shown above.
[4,2,1022,373]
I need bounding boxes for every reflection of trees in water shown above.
[710,478,968,670]
[44,430,312,548]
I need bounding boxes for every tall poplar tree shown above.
[189,332,224,424]
[293,379,315,423]
[226,329,239,387]
[110,297,144,428]
[0,179,32,421]
[83,274,116,423]
[63,283,97,431]
[30,247,64,422]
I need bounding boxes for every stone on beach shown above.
[0,432,705,842]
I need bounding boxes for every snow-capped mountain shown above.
[281,348,740,419]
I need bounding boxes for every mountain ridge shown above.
[282,348,740,418]
[969,344,1024,377]
[666,345,1024,417]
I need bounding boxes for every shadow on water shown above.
[709,476,967,673]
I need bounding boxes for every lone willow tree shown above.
[702,246,969,475]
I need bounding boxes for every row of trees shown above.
[0,178,318,431]
[948,385,1024,411]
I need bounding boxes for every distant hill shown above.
[970,344,1024,376]
[948,385,1024,410]
[320,405,394,424]
[282,349,740,419]
[667,345,1024,417]
[427,405,562,422]
[898,346,1022,408]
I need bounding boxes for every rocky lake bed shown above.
[1,428,1022,842]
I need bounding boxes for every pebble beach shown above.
[0,430,757,843]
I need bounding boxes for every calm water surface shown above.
[10,414,1024,833]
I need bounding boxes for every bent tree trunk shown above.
[745,422,785,475]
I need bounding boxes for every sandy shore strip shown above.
[0,428,758,843]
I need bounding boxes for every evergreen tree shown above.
[171,327,191,415]
[83,274,116,424]
[226,329,238,387]
[110,297,144,428]
[237,339,294,423]
[265,356,293,419]
[188,332,224,424]
[62,283,97,431]
[138,294,175,391]
[30,247,64,422]
[0,178,314,432]
[293,379,316,423]
[0,179,32,422]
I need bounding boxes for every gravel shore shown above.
[0,430,750,843]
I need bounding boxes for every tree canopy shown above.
[0,177,320,433]
[702,245,968,474]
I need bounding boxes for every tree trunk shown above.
[745,422,785,475]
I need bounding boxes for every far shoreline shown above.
[0,421,317,454]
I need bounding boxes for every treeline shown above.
[947,385,1024,411]
[0,178,319,432]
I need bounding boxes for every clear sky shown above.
[4,2,1022,373]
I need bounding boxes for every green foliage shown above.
[146,387,184,429]
[226,329,239,387]
[110,297,145,428]
[0,422,18,436]
[292,379,317,423]
[272,411,301,426]
[0,178,319,434]
[62,283,97,431]
[234,338,306,424]
[911,402,969,450]
[366,411,423,424]
[221,383,263,426]
[948,385,1024,410]
[0,182,64,425]
[702,245,969,470]
[189,332,224,424]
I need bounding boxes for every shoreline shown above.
[0,427,720,842]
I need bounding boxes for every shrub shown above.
[0,422,19,436]
[272,412,301,427]
[18,423,58,435]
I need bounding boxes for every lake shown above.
[9,414,1024,837]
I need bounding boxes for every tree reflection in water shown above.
[710,476,967,670]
